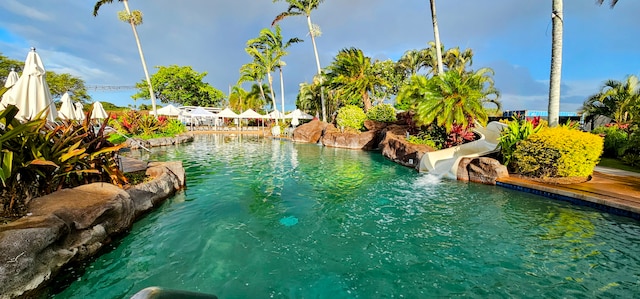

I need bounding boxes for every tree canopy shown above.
[46,72,91,103]
[1,52,91,103]
[0,53,23,85]
[132,65,225,107]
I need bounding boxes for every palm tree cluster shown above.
[582,75,640,124]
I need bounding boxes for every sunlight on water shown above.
[52,135,640,299]
[414,173,442,187]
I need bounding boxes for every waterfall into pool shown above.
[52,134,640,298]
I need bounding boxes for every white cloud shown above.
[0,0,52,22]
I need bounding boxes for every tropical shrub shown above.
[620,131,640,167]
[498,116,544,169]
[397,69,500,132]
[366,103,397,123]
[162,119,187,136]
[591,124,629,158]
[0,105,126,216]
[512,127,604,178]
[336,105,366,131]
[406,132,439,149]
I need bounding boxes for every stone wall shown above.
[126,135,193,150]
[0,162,185,299]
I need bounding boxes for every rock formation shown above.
[457,157,509,185]
[379,124,435,170]
[0,162,185,299]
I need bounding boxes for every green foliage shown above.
[336,105,366,131]
[499,117,544,168]
[366,104,397,123]
[132,65,225,107]
[582,75,640,124]
[592,124,628,157]
[513,127,604,178]
[46,71,91,103]
[620,131,640,167]
[109,111,186,143]
[396,69,500,132]
[406,132,438,149]
[161,119,187,136]
[0,105,126,215]
[324,47,389,111]
[1,52,90,103]
[0,53,23,83]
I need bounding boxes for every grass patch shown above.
[598,157,640,173]
[124,170,151,185]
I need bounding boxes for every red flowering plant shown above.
[444,123,477,148]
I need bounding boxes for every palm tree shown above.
[229,84,267,113]
[548,0,563,127]
[248,83,272,112]
[325,48,389,112]
[597,0,620,8]
[396,49,432,78]
[272,0,327,122]
[429,0,444,75]
[296,81,321,116]
[93,0,158,117]
[397,69,500,131]
[582,75,640,124]
[443,47,474,74]
[249,25,301,117]
[238,61,268,106]
[244,45,279,116]
[245,26,298,121]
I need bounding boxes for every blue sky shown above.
[1,0,639,113]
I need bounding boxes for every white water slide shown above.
[419,121,507,179]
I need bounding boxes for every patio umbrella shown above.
[267,110,285,120]
[150,104,182,116]
[285,109,314,120]
[0,68,20,109]
[3,48,58,122]
[91,101,109,121]
[74,102,85,121]
[239,108,266,130]
[57,92,77,120]
[217,108,240,130]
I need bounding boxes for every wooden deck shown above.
[497,167,640,218]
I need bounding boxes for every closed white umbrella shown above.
[91,101,109,120]
[0,68,20,109]
[285,109,314,120]
[57,92,77,120]
[267,110,285,120]
[4,48,58,122]
[74,102,85,121]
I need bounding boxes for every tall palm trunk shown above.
[548,0,563,127]
[267,72,279,123]
[279,67,286,119]
[307,15,327,122]
[256,79,267,107]
[122,0,157,117]
[429,0,444,75]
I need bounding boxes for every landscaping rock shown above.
[126,135,193,150]
[379,125,435,169]
[0,162,185,299]
[321,128,380,150]
[457,157,509,185]
[364,120,389,132]
[291,120,329,143]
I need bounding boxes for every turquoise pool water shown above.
[53,135,640,298]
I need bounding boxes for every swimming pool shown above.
[52,134,640,298]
